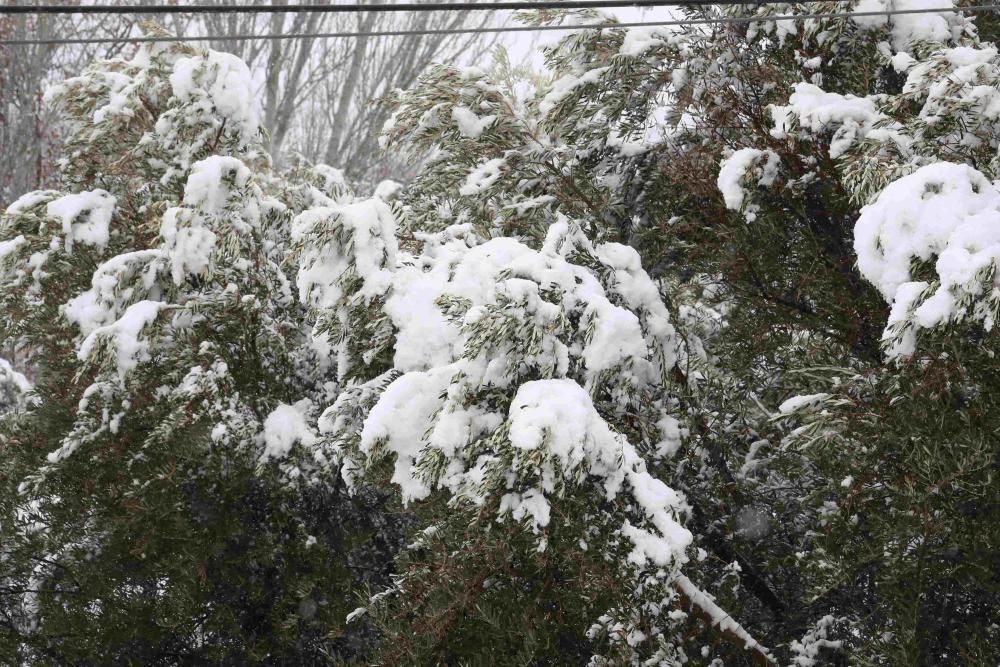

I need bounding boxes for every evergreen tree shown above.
[333,3,1000,663]
[498,3,999,663]
[3,4,1000,665]
[0,33,400,664]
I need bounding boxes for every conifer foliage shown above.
[2,3,1000,665]
[0,35,401,663]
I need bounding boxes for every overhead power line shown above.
[1,4,997,47]
[0,1,754,16]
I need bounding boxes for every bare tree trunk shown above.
[268,16,321,163]
[323,10,377,167]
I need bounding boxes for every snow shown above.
[373,179,403,201]
[346,607,367,623]
[160,207,218,286]
[45,190,116,254]
[619,26,673,58]
[182,155,251,214]
[294,198,399,311]
[24,250,51,296]
[581,302,648,374]
[890,51,915,73]
[594,240,677,346]
[91,71,136,124]
[539,67,609,116]
[851,0,891,31]
[458,157,505,196]
[361,374,691,566]
[0,357,31,394]
[312,216,690,570]
[508,379,618,462]
[854,162,1000,354]
[451,106,497,139]
[503,194,556,215]
[62,249,167,336]
[852,0,959,52]
[261,401,317,461]
[383,260,462,372]
[881,281,927,357]
[789,615,843,666]
[766,52,1000,358]
[717,148,780,213]
[5,190,55,215]
[655,415,684,458]
[77,300,165,378]
[170,50,259,140]
[0,235,26,262]
[313,164,347,191]
[770,83,885,159]
[903,45,1000,140]
[499,488,551,529]
[941,45,997,69]
[675,574,774,658]
[358,365,455,503]
[605,131,649,157]
[0,28,810,658]
[381,221,675,382]
[802,56,822,70]
[385,232,543,372]
[358,373,692,561]
[778,393,831,415]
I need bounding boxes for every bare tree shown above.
[0,13,56,206]
[312,6,497,181]
[0,0,499,206]
[171,0,499,179]
[0,11,134,207]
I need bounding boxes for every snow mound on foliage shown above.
[451,106,496,139]
[771,83,888,159]
[459,157,505,195]
[161,156,255,286]
[310,212,691,574]
[357,366,448,500]
[293,198,398,310]
[717,148,780,216]
[381,222,669,381]
[262,401,317,461]
[778,393,831,415]
[46,190,116,254]
[182,155,251,213]
[539,67,609,116]
[508,379,691,564]
[77,300,165,378]
[619,25,676,58]
[902,45,1000,143]
[63,249,168,336]
[0,235,26,261]
[170,50,258,139]
[0,357,32,403]
[852,0,961,51]
[855,162,1000,355]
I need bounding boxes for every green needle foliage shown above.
[0,34,404,664]
[3,4,1000,665]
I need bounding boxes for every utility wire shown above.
[1,1,753,16]
[1,4,997,47]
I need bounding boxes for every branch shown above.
[673,574,776,666]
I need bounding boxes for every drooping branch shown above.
[673,574,776,666]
